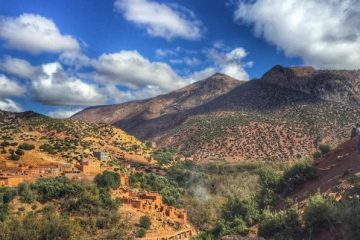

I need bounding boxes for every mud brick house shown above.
[77,159,101,175]
[0,176,24,187]
[93,151,109,161]
[114,188,188,224]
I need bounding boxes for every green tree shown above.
[95,171,120,189]
[304,194,336,236]
[139,216,151,229]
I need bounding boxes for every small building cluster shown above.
[0,158,103,187]
[113,187,188,225]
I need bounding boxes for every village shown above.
[0,153,104,187]
[0,149,194,239]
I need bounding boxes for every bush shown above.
[0,204,9,221]
[278,160,317,195]
[95,171,120,190]
[34,177,84,202]
[217,197,260,236]
[313,151,322,159]
[319,144,331,155]
[139,216,151,229]
[339,200,360,240]
[136,228,146,238]
[256,167,281,208]
[9,153,20,161]
[152,147,176,166]
[259,208,301,239]
[130,173,183,205]
[0,187,17,204]
[15,149,24,156]
[18,183,36,203]
[40,144,56,154]
[18,143,35,151]
[304,194,336,235]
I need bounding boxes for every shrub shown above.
[0,187,17,204]
[95,171,120,190]
[304,194,336,235]
[18,143,35,151]
[34,177,84,202]
[256,167,281,208]
[9,153,20,161]
[139,216,151,229]
[319,144,331,155]
[130,173,183,205]
[0,204,9,221]
[136,228,146,238]
[218,197,260,236]
[278,160,317,195]
[339,200,360,240]
[313,151,322,159]
[152,147,176,166]
[15,149,24,156]
[18,183,36,203]
[40,144,56,154]
[259,208,301,239]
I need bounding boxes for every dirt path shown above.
[291,138,360,202]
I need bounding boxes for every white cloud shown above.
[32,62,106,106]
[0,58,106,106]
[115,0,202,40]
[155,49,177,58]
[234,0,360,69]
[0,56,41,79]
[47,107,84,119]
[59,51,92,69]
[93,50,188,91]
[207,47,250,80]
[0,13,80,54]
[0,74,24,112]
[0,74,25,97]
[0,99,23,112]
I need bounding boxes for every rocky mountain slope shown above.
[73,66,360,162]
[72,73,242,124]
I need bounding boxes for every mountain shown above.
[72,73,242,124]
[73,66,360,162]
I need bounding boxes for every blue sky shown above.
[0,0,358,118]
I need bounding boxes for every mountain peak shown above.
[263,65,316,79]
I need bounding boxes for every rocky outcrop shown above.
[262,65,360,107]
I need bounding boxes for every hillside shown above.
[73,66,360,162]
[0,110,152,168]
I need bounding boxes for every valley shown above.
[0,66,360,239]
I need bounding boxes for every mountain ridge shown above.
[72,65,360,162]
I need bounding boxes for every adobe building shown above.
[93,151,109,161]
[77,159,101,175]
[120,174,129,186]
[0,176,24,187]
[114,188,188,225]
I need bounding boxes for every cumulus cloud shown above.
[0,56,41,79]
[207,47,251,80]
[115,0,202,40]
[0,74,25,97]
[234,0,360,69]
[93,50,188,91]
[1,58,106,106]
[0,75,24,112]
[47,107,84,119]
[0,13,80,54]
[59,51,92,69]
[32,63,106,106]
[0,99,23,112]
